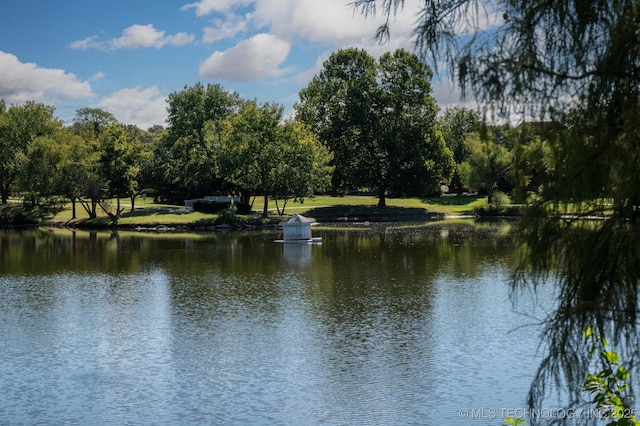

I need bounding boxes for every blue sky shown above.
[0,0,466,129]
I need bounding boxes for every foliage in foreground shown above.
[354,0,640,415]
[582,328,638,426]
[0,203,61,226]
[503,328,639,426]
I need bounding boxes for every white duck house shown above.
[278,214,322,244]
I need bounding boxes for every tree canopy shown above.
[296,47,453,206]
[161,82,242,201]
[0,89,336,222]
[219,101,333,217]
[438,107,480,194]
[458,129,512,205]
[354,0,640,410]
[72,107,117,138]
[0,102,61,204]
[97,124,140,220]
[297,48,378,193]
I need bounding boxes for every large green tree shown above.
[219,101,311,218]
[297,48,377,194]
[17,134,63,205]
[71,107,117,138]
[296,48,453,206]
[438,107,480,194]
[355,0,640,410]
[0,101,61,204]
[510,123,555,203]
[374,49,454,204]
[162,82,242,202]
[270,121,334,215]
[458,129,513,205]
[97,124,140,222]
[56,129,94,219]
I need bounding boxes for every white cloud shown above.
[190,0,425,93]
[202,13,250,43]
[110,24,195,49]
[253,0,419,45]
[70,24,195,51]
[199,33,291,82]
[68,35,103,51]
[95,86,167,129]
[183,0,418,45]
[182,0,254,17]
[91,71,105,80]
[0,51,93,103]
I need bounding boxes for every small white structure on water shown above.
[276,214,322,244]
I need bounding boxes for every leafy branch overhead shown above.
[356,0,640,415]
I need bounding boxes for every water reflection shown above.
[0,221,555,425]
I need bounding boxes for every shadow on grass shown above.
[420,194,482,206]
[420,195,483,214]
[125,206,192,217]
[70,207,189,228]
[304,205,442,222]
[1,204,63,226]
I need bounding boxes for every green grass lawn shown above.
[255,194,486,216]
[52,201,225,227]
[48,194,486,227]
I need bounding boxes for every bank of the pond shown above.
[43,209,451,232]
[4,195,509,230]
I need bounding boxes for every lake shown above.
[0,221,570,425]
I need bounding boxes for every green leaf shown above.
[603,350,620,363]
[615,366,630,381]
[503,418,527,426]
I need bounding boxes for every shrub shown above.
[0,205,39,226]
[475,191,521,217]
[234,201,252,214]
[215,209,243,227]
[491,191,511,210]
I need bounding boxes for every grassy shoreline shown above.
[4,195,489,230]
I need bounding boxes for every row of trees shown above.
[0,98,334,220]
[156,83,334,218]
[1,47,555,223]
[0,103,153,221]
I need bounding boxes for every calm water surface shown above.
[0,221,558,425]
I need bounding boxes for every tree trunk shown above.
[78,197,99,219]
[275,198,282,216]
[98,198,124,224]
[71,197,77,219]
[377,186,387,208]
[262,193,269,218]
[130,194,136,212]
[274,198,289,216]
[487,182,494,206]
[451,170,464,195]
